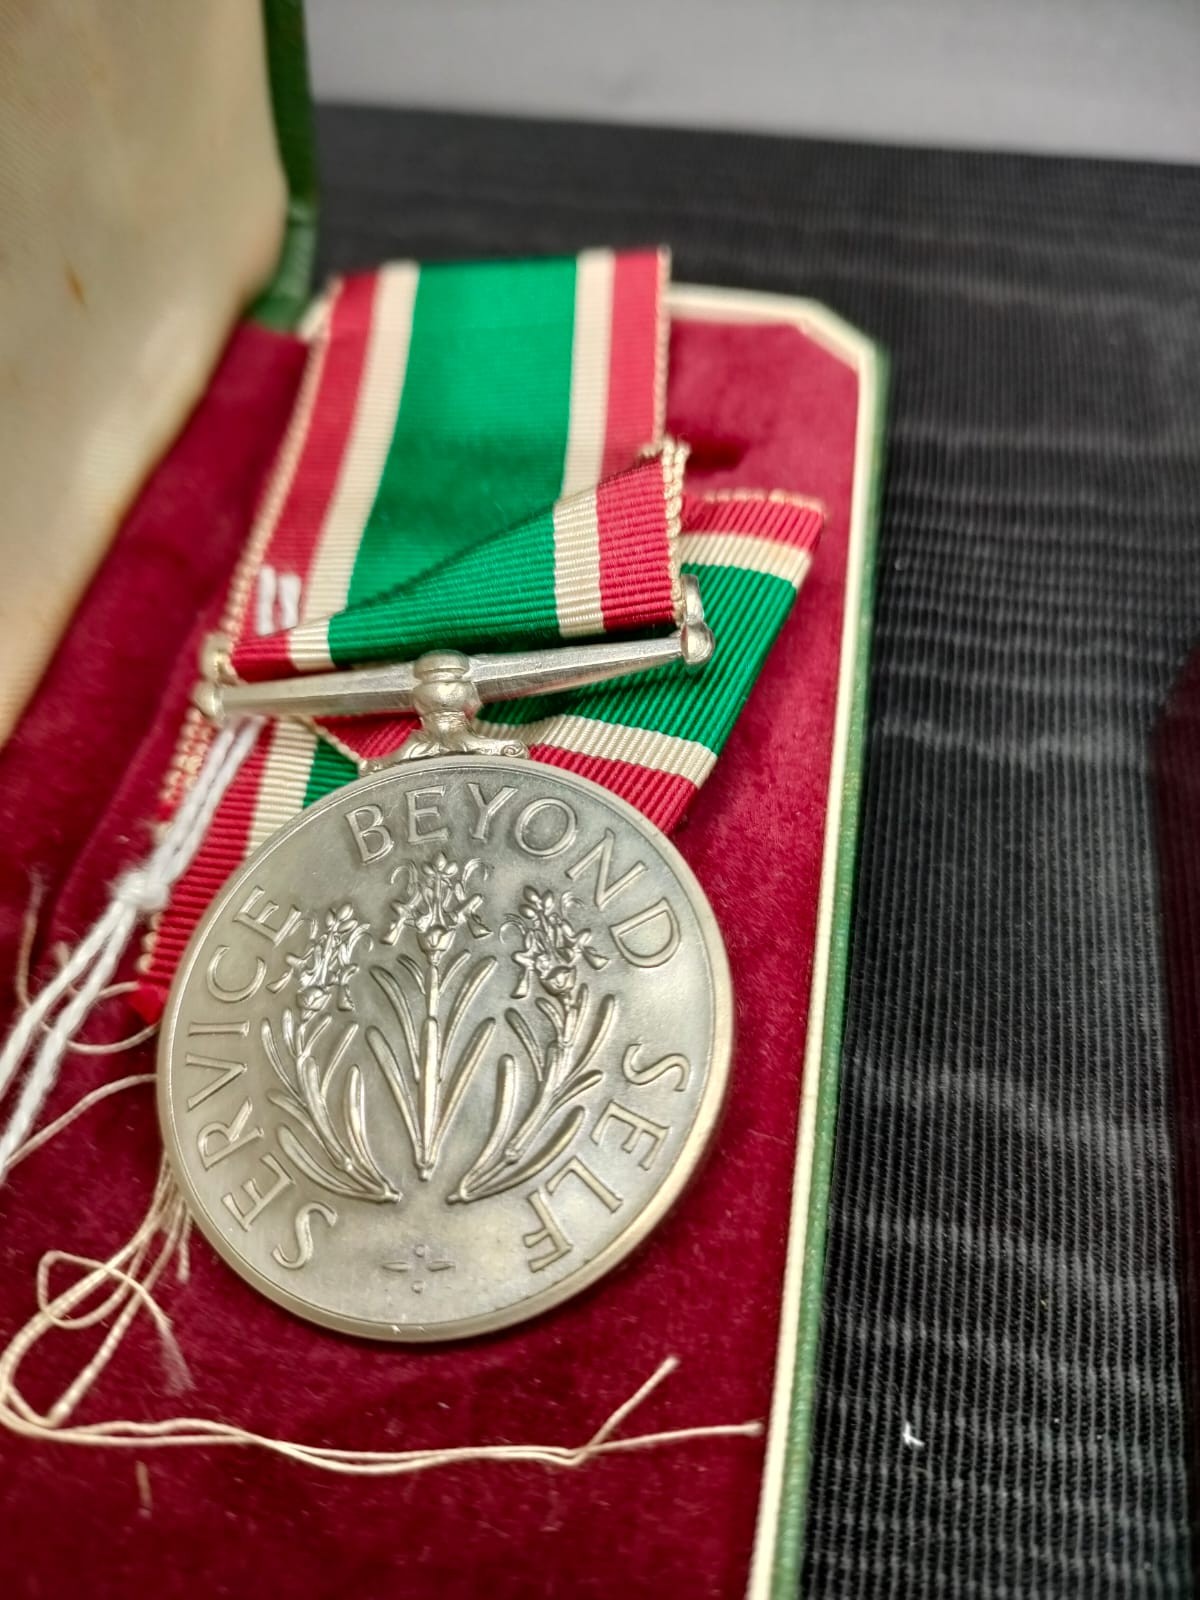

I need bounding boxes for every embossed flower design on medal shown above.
[261,904,399,1204]
[261,859,622,1205]
[159,757,733,1341]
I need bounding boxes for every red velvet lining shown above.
[0,313,859,1599]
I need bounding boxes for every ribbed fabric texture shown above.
[314,108,1200,1595]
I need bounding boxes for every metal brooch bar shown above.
[196,574,714,762]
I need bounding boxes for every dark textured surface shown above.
[314,107,1199,1596]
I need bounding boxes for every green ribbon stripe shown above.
[343,259,578,605]
[478,562,796,754]
[327,502,562,668]
[307,257,581,805]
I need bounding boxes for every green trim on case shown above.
[251,0,318,331]
[771,352,890,1599]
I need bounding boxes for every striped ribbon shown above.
[139,250,822,1007]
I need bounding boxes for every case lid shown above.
[0,0,300,741]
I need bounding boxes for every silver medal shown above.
[159,756,732,1340]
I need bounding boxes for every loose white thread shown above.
[0,718,261,1186]
[0,1075,763,1475]
[15,905,160,1060]
[6,1073,155,1172]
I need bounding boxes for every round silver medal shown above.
[159,756,732,1340]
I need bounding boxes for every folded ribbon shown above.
[140,250,822,1008]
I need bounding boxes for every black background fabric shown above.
[315,107,1198,1596]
